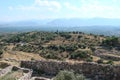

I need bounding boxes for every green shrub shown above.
[106,60,113,65]
[70,50,92,59]
[59,32,71,39]
[65,45,77,52]
[59,45,66,52]
[47,45,59,51]
[86,57,93,62]
[78,44,86,49]
[0,50,3,55]
[53,70,85,80]
[102,36,119,47]
[31,57,35,61]
[78,35,82,39]
[97,59,104,64]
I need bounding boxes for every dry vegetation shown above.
[0,70,24,80]
[0,31,120,66]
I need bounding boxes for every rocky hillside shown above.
[0,31,120,65]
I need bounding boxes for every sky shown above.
[0,0,120,22]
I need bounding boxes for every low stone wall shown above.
[30,77,51,80]
[0,65,32,80]
[21,60,120,80]
[99,54,120,61]
[0,66,13,77]
[11,66,33,80]
[18,68,33,80]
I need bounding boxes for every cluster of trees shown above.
[4,31,57,43]
[102,36,119,47]
[13,44,43,53]
[39,45,93,60]
[59,32,72,39]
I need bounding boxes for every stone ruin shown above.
[21,60,120,80]
[0,63,32,80]
[0,60,120,80]
[0,62,49,80]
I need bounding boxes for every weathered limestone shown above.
[21,60,120,80]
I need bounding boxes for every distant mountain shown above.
[0,19,51,27]
[1,18,120,27]
[1,18,120,36]
[47,18,120,26]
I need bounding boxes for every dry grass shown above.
[0,51,44,66]
[0,70,24,80]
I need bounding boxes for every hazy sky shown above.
[0,0,120,22]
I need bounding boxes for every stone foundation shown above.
[0,65,32,80]
[15,66,33,80]
[21,60,120,80]
[0,66,13,77]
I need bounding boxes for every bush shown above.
[59,45,66,52]
[70,50,92,59]
[78,44,86,49]
[106,60,113,65]
[66,45,77,52]
[86,57,93,62]
[59,32,71,39]
[0,50,3,55]
[97,59,104,64]
[53,70,85,80]
[47,45,59,51]
[78,35,82,39]
[102,36,119,47]
[45,53,55,59]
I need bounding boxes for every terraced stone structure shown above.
[21,60,120,80]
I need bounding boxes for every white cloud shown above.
[64,2,80,11]
[9,0,62,12]
[7,0,120,19]
[64,0,120,18]
[34,0,61,10]
[16,6,37,11]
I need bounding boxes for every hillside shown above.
[0,31,120,66]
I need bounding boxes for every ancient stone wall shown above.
[21,60,120,80]
[30,77,51,80]
[0,65,32,80]
[18,68,33,80]
[0,66,13,77]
